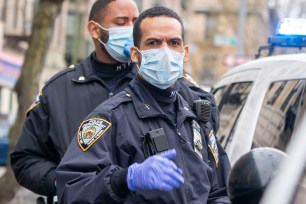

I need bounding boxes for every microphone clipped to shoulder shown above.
[193,99,211,124]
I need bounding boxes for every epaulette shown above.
[26,64,78,116]
[93,91,133,114]
[43,65,78,89]
[182,72,200,87]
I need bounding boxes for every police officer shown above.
[56,7,230,203]
[10,0,139,202]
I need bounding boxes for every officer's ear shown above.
[183,45,189,63]
[88,20,100,40]
[130,46,141,64]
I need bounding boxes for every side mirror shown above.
[227,147,287,204]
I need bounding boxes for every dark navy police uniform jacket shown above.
[10,52,138,196]
[56,76,230,204]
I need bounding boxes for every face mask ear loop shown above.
[98,38,107,46]
[95,22,108,46]
[134,47,142,70]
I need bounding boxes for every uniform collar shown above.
[126,75,197,124]
[72,52,138,83]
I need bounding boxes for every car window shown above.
[253,80,306,150]
[211,86,226,105]
[213,82,253,149]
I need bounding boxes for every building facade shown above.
[0,0,278,122]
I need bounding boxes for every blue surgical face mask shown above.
[138,46,185,90]
[96,22,133,62]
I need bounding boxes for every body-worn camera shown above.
[142,128,169,158]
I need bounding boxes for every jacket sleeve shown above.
[10,94,59,196]
[56,113,128,204]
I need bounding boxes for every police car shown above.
[259,112,306,204]
[211,18,306,165]
[226,113,306,204]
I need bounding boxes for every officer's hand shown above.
[123,38,134,57]
[127,149,184,191]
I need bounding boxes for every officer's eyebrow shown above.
[169,37,183,42]
[114,16,128,20]
[114,16,137,22]
[145,37,160,41]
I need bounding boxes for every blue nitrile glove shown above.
[127,149,184,191]
[123,38,134,57]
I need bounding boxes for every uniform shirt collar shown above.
[72,52,137,83]
[91,52,133,81]
[126,75,196,122]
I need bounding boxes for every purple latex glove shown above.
[127,149,184,191]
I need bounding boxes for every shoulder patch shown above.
[78,118,111,151]
[26,91,42,116]
[43,66,77,89]
[182,72,199,87]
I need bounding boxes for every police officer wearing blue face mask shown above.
[10,0,139,203]
[56,7,230,204]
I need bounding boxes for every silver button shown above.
[78,76,85,81]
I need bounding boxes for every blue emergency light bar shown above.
[255,18,306,58]
[269,18,306,47]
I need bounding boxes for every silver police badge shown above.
[78,118,111,151]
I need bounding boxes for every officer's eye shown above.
[114,18,128,26]
[170,40,181,46]
[147,40,158,46]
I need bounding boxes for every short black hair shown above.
[133,7,184,48]
[88,0,115,22]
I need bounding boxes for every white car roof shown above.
[226,53,306,74]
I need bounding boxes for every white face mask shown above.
[137,46,184,90]
[96,22,133,62]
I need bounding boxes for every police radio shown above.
[193,100,211,124]
[142,128,169,158]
